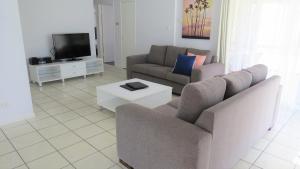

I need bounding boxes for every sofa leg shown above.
[119,159,134,169]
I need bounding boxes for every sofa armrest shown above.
[116,103,212,169]
[126,54,147,79]
[191,63,225,82]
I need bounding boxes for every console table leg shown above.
[38,82,42,87]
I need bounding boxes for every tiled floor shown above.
[0,64,300,169]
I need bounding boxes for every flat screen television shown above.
[53,33,91,60]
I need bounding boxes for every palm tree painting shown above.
[182,0,213,39]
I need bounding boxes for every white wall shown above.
[0,0,33,125]
[135,0,177,54]
[18,0,97,59]
[135,0,221,55]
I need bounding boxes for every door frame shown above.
[94,0,136,68]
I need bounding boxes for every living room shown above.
[1,0,300,169]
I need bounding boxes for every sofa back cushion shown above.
[187,48,212,64]
[177,77,227,123]
[244,64,268,86]
[223,71,252,99]
[164,46,187,67]
[147,45,167,65]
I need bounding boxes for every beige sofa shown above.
[116,65,282,169]
[127,45,225,94]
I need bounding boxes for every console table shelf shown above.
[29,58,104,86]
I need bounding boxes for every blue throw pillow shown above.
[173,55,196,76]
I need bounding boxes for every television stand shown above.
[29,58,104,86]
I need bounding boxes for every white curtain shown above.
[226,0,300,108]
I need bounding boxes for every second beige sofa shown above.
[116,65,281,169]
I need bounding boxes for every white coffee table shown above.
[96,78,173,112]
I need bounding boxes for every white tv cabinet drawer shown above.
[60,62,86,79]
[29,58,104,86]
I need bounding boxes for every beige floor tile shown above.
[109,165,123,169]
[3,123,35,138]
[39,124,69,139]
[53,112,79,123]
[27,152,69,169]
[232,160,251,169]
[249,166,262,169]
[61,165,76,169]
[74,106,99,116]
[48,132,82,149]
[34,97,53,104]
[0,140,14,156]
[60,141,96,162]
[265,142,299,162]
[108,129,116,136]
[101,144,118,162]
[14,165,29,169]
[84,112,111,123]
[29,117,59,130]
[30,111,50,120]
[65,102,87,110]
[96,118,116,130]
[74,124,105,139]
[241,148,262,163]
[253,138,270,151]
[65,117,91,130]
[58,98,79,105]
[87,133,116,150]
[0,131,6,142]
[11,132,44,149]
[39,101,62,110]
[45,106,70,115]
[273,133,300,150]
[255,153,295,169]
[18,141,55,162]
[74,152,114,169]
[0,152,24,169]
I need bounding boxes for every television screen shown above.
[53,33,91,60]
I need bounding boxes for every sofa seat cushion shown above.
[244,64,268,86]
[147,45,167,65]
[223,71,253,99]
[177,77,227,123]
[167,98,181,109]
[154,105,178,117]
[187,48,212,64]
[166,72,190,85]
[131,64,172,79]
[164,46,187,67]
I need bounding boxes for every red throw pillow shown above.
[187,52,206,69]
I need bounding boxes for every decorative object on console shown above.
[182,0,213,39]
[29,57,39,65]
[172,54,196,76]
[29,57,52,65]
[187,52,206,69]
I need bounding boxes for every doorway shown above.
[95,0,136,69]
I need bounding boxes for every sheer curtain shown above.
[225,0,300,108]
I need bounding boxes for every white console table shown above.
[29,58,104,86]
